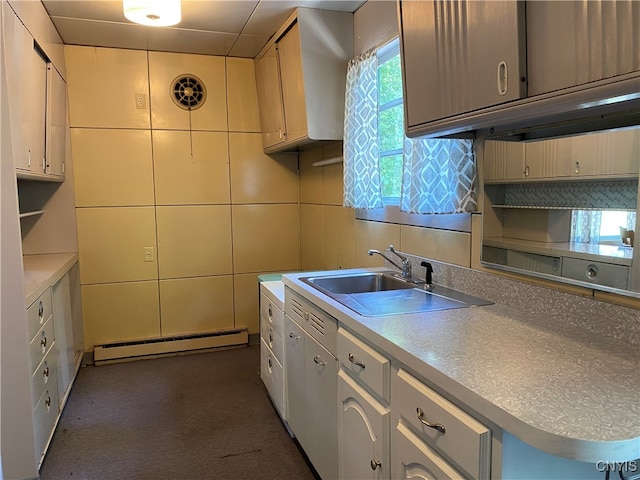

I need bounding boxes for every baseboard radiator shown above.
[93,328,248,364]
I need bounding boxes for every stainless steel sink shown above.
[302,271,416,294]
[300,271,493,317]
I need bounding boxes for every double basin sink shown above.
[300,270,492,317]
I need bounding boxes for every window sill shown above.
[356,205,472,232]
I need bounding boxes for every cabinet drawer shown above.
[285,288,337,355]
[260,339,286,420]
[29,317,55,375]
[30,349,58,408]
[33,385,59,465]
[260,315,284,363]
[260,291,284,338]
[561,257,628,290]
[27,289,52,342]
[394,421,464,480]
[337,328,390,403]
[393,369,491,480]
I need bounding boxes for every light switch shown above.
[143,246,154,262]
[135,93,147,109]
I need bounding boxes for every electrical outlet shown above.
[135,93,147,109]
[143,246,154,262]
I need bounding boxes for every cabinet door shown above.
[483,140,525,182]
[52,273,74,406]
[255,43,286,149]
[527,0,640,96]
[47,67,66,178]
[2,3,31,171]
[284,315,306,444]
[393,422,464,480]
[400,0,525,127]
[277,21,307,144]
[338,370,390,480]
[27,47,49,175]
[567,127,640,178]
[305,334,338,480]
[524,136,573,179]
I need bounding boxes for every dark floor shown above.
[39,345,318,480]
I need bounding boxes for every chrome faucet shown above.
[368,245,412,279]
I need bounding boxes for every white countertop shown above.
[282,268,640,463]
[23,253,79,306]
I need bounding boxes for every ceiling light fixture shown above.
[123,0,181,27]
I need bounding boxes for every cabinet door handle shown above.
[313,355,326,366]
[574,161,580,174]
[524,165,530,177]
[288,332,300,340]
[497,60,508,96]
[416,407,446,434]
[348,353,365,369]
[370,459,382,470]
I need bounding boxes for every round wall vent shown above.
[170,74,206,110]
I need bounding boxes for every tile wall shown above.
[65,46,299,351]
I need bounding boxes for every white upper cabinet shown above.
[3,2,65,181]
[400,0,526,128]
[254,8,353,153]
[526,0,640,96]
[399,0,640,139]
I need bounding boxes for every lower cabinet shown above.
[392,368,491,480]
[338,370,390,480]
[22,258,83,471]
[284,310,338,480]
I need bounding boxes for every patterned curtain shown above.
[400,138,477,214]
[571,210,602,243]
[343,48,383,209]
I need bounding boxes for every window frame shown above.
[355,37,473,233]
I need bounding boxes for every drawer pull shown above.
[370,459,382,470]
[348,353,365,369]
[43,366,50,378]
[416,407,446,434]
[288,332,300,340]
[45,396,51,409]
[38,301,44,319]
[313,355,326,366]
[268,305,273,318]
[268,329,274,344]
[41,336,47,350]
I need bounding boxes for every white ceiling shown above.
[41,0,365,58]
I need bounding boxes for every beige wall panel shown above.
[65,46,150,128]
[72,128,154,207]
[76,207,158,284]
[82,281,161,351]
[156,205,232,279]
[300,204,325,272]
[226,57,261,133]
[149,52,227,131]
[159,276,234,336]
[229,133,298,204]
[153,130,230,205]
[322,142,344,206]
[232,204,300,273]
[323,206,356,270]
[234,273,261,335]
[355,220,401,268]
[299,147,323,204]
[401,225,471,267]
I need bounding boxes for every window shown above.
[377,39,403,203]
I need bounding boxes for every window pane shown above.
[380,154,403,198]
[379,104,404,152]
[378,55,402,105]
